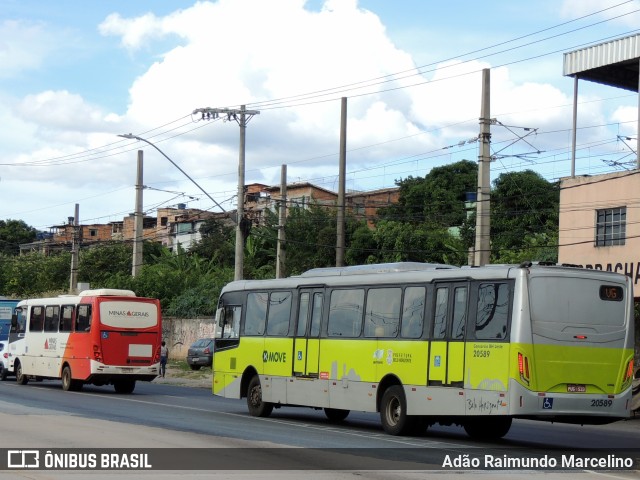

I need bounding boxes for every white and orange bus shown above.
[8,289,162,393]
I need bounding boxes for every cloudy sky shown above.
[2,0,640,230]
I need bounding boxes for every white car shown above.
[0,340,13,381]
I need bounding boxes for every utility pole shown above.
[193,105,260,281]
[474,68,492,267]
[69,204,80,293]
[336,97,347,267]
[276,165,287,279]
[132,150,144,277]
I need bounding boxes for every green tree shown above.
[244,223,277,279]
[0,219,37,256]
[284,204,337,275]
[345,224,378,265]
[371,220,466,265]
[189,218,235,268]
[1,252,70,297]
[78,242,132,285]
[490,170,559,262]
[379,160,477,229]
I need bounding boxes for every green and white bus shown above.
[212,262,634,438]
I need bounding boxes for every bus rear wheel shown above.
[380,385,410,435]
[463,417,512,440]
[61,366,82,392]
[247,375,273,417]
[324,408,350,422]
[15,361,28,385]
[114,379,136,394]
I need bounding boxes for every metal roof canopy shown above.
[563,34,640,176]
[564,33,640,91]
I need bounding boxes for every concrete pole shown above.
[69,203,79,293]
[235,105,247,281]
[132,150,144,277]
[336,97,347,267]
[571,75,578,177]
[276,165,287,279]
[474,69,491,267]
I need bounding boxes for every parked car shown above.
[186,338,214,370]
[0,340,13,381]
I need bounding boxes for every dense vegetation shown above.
[0,162,559,315]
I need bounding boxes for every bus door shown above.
[428,283,469,387]
[464,281,512,392]
[293,289,323,377]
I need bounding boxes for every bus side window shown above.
[75,305,92,332]
[309,293,323,337]
[11,308,26,334]
[475,283,510,340]
[401,286,426,339]
[267,291,292,336]
[296,293,310,336]
[224,306,241,338]
[245,292,267,336]
[451,287,468,340]
[44,305,60,332]
[328,289,364,337]
[59,305,74,332]
[432,288,449,339]
[30,306,44,332]
[364,287,401,338]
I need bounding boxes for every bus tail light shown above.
[518,352,530,385]
[623,359,634,383]
[154,346,160,363]
[93,344,102,363]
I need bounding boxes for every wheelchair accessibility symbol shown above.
[542,397,554,409]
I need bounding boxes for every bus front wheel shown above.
[380,385,410,435]
[15,361,28,385]
[247,375,273,417]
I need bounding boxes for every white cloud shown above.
[0,20,57,78]
[99,12,165,50]
[17,90,108,131]
[611,105,638,136]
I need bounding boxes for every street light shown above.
[118,134,229,215]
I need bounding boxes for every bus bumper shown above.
[508,379,632,423]
[89,360,160,381]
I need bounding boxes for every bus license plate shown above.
[567,384,586,392]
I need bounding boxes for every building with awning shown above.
[559,34,640,300]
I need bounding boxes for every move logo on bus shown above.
[44,338,57,350]
[263,350,287,363]
[108,310,150,317]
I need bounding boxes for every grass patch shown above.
[167,360,212,379]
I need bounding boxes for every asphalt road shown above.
[0,377,639,479]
